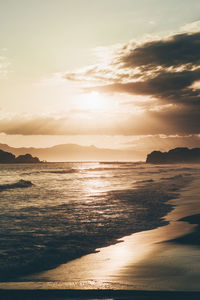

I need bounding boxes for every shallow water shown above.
[0,162,199,281]
[10,178,200,292]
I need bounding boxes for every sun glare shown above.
[80,92,108,111]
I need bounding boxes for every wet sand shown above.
[1,178,200,298]
[169,214,200,246]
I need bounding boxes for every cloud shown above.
[0,115,68,135]
[64,28,200,136]
[124,134,200,152]
[90,69,200,106]
[0,54,10,78]
[114,32,200,70]
[180,20,200,34]
[0,104,199,137]
[88,31,200,106]
[65,31,200,84]
[63,64,128,84]
[1,27,200,139]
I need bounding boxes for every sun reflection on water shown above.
[76,162,114,196]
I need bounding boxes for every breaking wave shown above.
[137,179,154,184]
[0,179,33,191]
[0,171,191,281]
[42,169,78,174]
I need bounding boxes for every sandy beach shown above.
[1,175,200,299]
[1,0,200,298]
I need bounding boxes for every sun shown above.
[80,91,108,111]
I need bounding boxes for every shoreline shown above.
[0,174,188,282]
[168,214,200,246]
[1,177,200,291]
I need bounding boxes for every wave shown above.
[82,167,120,171]
[43,169,78,174]
[42,169,78,174]
[160,174,192,181]
[176,167,195,171]
[99,161,143,165]
[0,179,33,191]
[21,171,41,176]
[0,173,192,281]
[80,166,139,172]
[22,169,78,175]
[137,179,154,183]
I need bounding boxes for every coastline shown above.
[1,176,200,292]
[0,172,188,282]
[168,214,200,246]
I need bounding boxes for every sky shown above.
[0,0,200,156]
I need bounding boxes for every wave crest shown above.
[0,179,33,191]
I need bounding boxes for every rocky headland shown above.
[0,149,41,163]
[146,147,200,164]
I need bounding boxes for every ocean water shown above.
[0,162,199,281]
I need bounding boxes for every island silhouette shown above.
[146,147,200,164]
[0,149,41,163]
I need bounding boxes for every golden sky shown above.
[0,0,200,154]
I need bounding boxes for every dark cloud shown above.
[119,106,200,136]
[116,32,200,70]
[69,32,200,108]
[3,30,200,138]
[91,68,200,105]
[76,31,200,136]
[0,104,199,137]
[149,105,200,135]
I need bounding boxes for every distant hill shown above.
[0,149,41,164]
[146,147,200,164]
[0,143,143,162]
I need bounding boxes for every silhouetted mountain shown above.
[15,154,40,163]
[0,149,15,163]
[0,149,41,163]
[0,143,143,162]
[146,147,200,164]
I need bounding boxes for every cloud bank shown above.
[64,29,200,137]
[1,27,200,141]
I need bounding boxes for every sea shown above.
[0,162,199,282]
